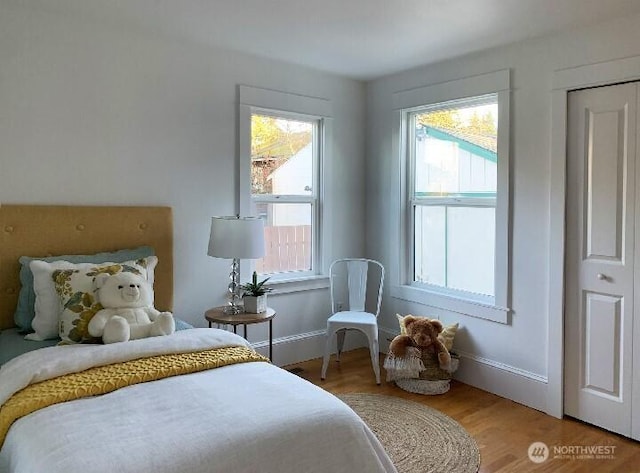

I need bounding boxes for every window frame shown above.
[250,108,321,278]
[390,70,511,323]
[408,93,498,301]
[238,85,332,290]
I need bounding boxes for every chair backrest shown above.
[329,258,384,317]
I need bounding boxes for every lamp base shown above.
[223,304,243,315]
[224,258,242,315]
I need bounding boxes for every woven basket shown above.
[418,352,459,380]
[394,353,460,396]
[395,378,452,395]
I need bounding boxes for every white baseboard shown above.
[251,329,324,367]
[453,350,548,412]
[378,325,548,412]
[252,328,369,368]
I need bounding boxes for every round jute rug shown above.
[339,393,480,473]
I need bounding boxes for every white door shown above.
[565,81,640,439]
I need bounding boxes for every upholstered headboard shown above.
[0,205,173,330]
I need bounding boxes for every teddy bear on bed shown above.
[384,316,451,377]
[88,272,175,344]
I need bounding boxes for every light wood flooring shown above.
[284,348,640,473]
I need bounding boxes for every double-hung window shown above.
[410,95,498,296]
[250,111,320,275]
[239,85,331,286]
[392,70,511,323]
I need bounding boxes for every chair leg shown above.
[321,331,333,380]
[336,329,346,362]
[368,333,381,385]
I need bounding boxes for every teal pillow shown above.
[175,318,194,331]
[0,328,59,366]
[14,246,155,332]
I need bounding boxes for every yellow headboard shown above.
[0,205,173,330]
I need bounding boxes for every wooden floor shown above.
[284,348,640,473]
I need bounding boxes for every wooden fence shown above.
[255,225,311,273]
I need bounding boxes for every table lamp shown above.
[208,216,265,314]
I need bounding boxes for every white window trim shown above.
[238,85,333,291]
[390,70,512,324]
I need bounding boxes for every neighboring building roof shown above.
[420,125,497,163]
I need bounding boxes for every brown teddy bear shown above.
[389,316,451,371]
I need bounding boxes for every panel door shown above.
[565,81,638,438]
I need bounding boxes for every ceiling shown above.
[13,0,640,80]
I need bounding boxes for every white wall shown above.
[366,13,640,411]
[0,3,366,365]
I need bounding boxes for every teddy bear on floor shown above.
[88,272,175,344]
[385,316,451,376]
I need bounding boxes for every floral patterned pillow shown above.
[53,256,157,344]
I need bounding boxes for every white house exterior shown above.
[269,142,313,226]
[414,126,497,297]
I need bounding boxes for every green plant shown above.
[240,271,273,297]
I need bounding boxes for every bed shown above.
[0,205,396,473]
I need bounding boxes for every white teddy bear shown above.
[88,272,175,344]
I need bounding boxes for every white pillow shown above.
[27,256,158,341]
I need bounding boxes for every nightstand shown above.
[205,307,276,361]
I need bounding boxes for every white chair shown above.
[321,258,384,384]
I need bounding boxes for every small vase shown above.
[243,295,267,313]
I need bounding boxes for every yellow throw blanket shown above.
[0,346,268,446]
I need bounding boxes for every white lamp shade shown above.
[208,216,265,259]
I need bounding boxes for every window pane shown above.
[413,99,497,198]
[251,114,313,196]
[414,206,446,286]
[255,202,312,274]
[447,206,495,296]
[414,205,495,296]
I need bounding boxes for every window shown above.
[250,112,320,275]
[239,85,332,288]
[391,70,510,323]
[410,95,498,297]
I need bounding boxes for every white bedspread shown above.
[0,329,396,473]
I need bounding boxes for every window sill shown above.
[269,275,330,295]
[390,284,510,324]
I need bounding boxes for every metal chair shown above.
[321,258,384,384]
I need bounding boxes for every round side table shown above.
[204,307,276,361]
